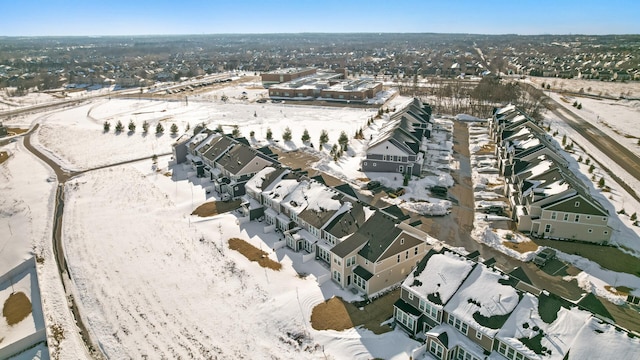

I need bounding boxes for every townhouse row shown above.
[490,105,613,244]
[362,97,434,176]
[393,247,639,360]
[174,124,438,297]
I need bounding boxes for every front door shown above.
[347,275,351,285]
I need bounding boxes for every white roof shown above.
[244,167,277,195]
[444,264,519,337]
[497,293,591,360]
[282,180,341,215]
[568,317,640,360]
[404,252,475,308]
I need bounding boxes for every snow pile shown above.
[473,227,537,262]
[557,251,640,305]
[401,200,451,216]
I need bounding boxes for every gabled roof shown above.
[323,201,368,239]
[201,135,236,162]
[216,143,277,175]
[332,211,399,258]
[404,249,476,307]
[497,292,592,360]
[568,317,640,360]
[444,263,520,337]
[542,192,608,216]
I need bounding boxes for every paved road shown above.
[21,122,171,359]
[544,97,640,203]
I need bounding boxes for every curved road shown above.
[21,123,171,359]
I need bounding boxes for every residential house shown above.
[394,248,640,360]
[330,212,433,296]
[362,98,433,175]
[491,105,613,244]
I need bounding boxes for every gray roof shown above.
[202,136,236,162]
[543,193,608,216]
[216,143,277,176]
[324,200,367,239]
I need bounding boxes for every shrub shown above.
[156,123,164,134]
[631,213,637,221]
[128,120,136,132]
[142,120,149,133]
[170,123,178,135]
[115,120,124,133]
[103,121,111,132]
[598,177,605,188]
[266,127,273,140]
[232,125,240,137]
[249,130,255,138]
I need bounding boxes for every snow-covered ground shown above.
[60,158,419,359]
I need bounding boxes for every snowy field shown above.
[60,159,419,359]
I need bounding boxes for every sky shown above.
[0,0,638,36]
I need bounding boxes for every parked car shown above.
[533,248,556,266]
[430,185,448,197]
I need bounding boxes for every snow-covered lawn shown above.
[61,159,419,359]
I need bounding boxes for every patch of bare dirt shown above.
[7,127,28,135]
[3,291,32,325]
[228,238,282,271]
[311,289,399,334]
[504,241,539,253]
[0,151,9,165]
[191,199,242,217]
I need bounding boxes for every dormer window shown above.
[575,201,580,207]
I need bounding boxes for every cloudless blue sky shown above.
[1,0,638,36]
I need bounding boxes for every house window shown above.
[397,255,401,263]
[414,247,419,255]
[408,292,414,300]
[575,201,580,207]
[602,217,607,222]
[475,330,483,340]
[354,274,367,292]
[363,161,367,166]
[575,214,580,222]
[405,250,409,259]
[373,162,377,167]
[563,214,569,221]
[588,229,593,233]
[429,341,444,360]
[346,256,356,267]
[457,347,481,360]
[395,308,415,331]
[333,271,341,282]
[419,299,438,321]
[447,314,468,335]
[604,230,609,235]
[400,238,404,245]
[586,215,591,220]
[551,212,557,220]
[544,224,551,233]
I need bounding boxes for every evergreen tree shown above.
[232,125,241,137]
[598,177,605,188]
[156,123,164,134]
[103,121,111,132]
[301,129,310,142]
[631,212,637,221]
[562,134,567,146]
[115,120,124,133]
[142,120,149,133]
[319,129,329,146]
[266,127,273,140]
[128,120,136,132]
[250,130,255,138]
[589,164,595,173]
[338,131,349,150]
[282,127,292,141]
[216,124,223,133]
[170,123,179,135]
